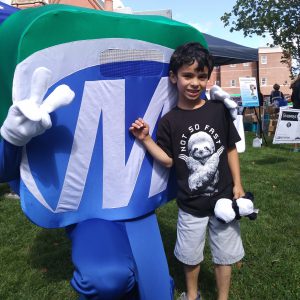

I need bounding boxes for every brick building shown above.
[258,47,291,96]
[208,47,291,98]
[207,62,258,95]
[186,50,287,100]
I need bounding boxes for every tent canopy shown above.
[203,33,258,66]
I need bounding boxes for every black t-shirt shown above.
[156,100,241,217]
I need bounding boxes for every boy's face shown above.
[170,61,209,108]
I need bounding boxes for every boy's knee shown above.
[71,264,136,300]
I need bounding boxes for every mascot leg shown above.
[125,213,174,300]
[68,219,137,300]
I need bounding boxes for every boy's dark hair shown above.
[273,83,280,90]
[169,42,214,78]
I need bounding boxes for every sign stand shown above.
[252,106,268,146]
[239,77,267,146]
[242,106,267,146]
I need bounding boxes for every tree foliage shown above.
[221,0,300,76]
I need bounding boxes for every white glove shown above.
[209,85,238,120]
[1,67,75,146]
[214,198,236,223]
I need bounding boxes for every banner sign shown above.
[273,108,300,144]
[239,77,259,107]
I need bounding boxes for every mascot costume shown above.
[0,4,238,300]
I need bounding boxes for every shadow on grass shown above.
[254,156,289,165]
[28,228,73,282]
[0,183,11,196]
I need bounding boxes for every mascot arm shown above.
[209,85,237,120]
[0,67,75,147]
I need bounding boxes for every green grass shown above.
[0,133,299,299]
[0,188,76,300]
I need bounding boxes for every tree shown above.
[221,0,300,77]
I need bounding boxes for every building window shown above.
[230,80,236,87]
[243,62,249,67]
[261,55,267,64]
[261,77,267,86]
[215,80,220,86]
[230,64,236,67]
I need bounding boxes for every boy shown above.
[129,42,245,300]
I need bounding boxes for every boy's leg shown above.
[183,263,201,300]
[208,216,244,300]
[174,209,209,299]
[214,264,231,300]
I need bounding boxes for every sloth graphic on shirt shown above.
[178,130,224,194]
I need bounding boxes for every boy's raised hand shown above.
[129,118,150,141]
[0,67,75,146]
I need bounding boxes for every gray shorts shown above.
[174,209,245,265]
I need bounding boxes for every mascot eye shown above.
[204,146,209,151]
[99,49,164,78]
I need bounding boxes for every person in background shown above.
[291,75,300,109]
[290,75,300,152]
[270,83,285,107]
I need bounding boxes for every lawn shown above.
[0,133,299,299]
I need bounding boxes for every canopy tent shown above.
[203,33,258,65]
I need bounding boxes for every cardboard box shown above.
[243,107,264,117]
[268,125,276,132]
[251,115,258,123]
[269,120,278,127]
[266,106,276,114]
[243,114,253,123]
[265,106,280,116]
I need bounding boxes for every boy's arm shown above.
[129,118,173,168]
[227,146,245,199]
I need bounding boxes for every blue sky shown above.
[123,0,271,49]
